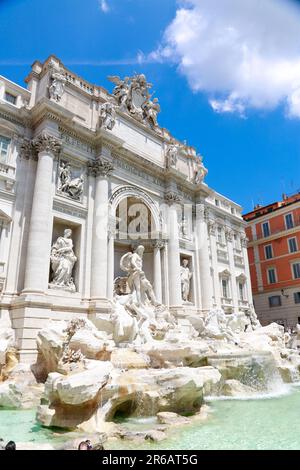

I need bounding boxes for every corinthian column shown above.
[225,227,239,313]
[165,192,182,306]
[88,158,114,300]
[23,134,61,293]
[196,203,213,312]
[151,240,164,304]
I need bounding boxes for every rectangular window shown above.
[239,282,244,300]
[268,268,276,284]
[294,292,300,304]
[262,222,270,237]
[222,279,228,298]
[231,207,235,215]
[269,296,281,307]
[288,237,298,253]
[285,213,294,230]
[264,244,273,259]
[4,91,17,105]
[292,263,300,279]
[215,199,220,207]
[0,135,10,162]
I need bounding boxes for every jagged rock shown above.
[56,362,113,405]
[240,323,285,351]
[145,430,167,442]
[221,379,257,397]
[37,361,113,429]
[0,380,43,409]
[0,313,15,367]
[206,351,277,391]
[36,365,221,430]
[141,340,210,368]
[277,364,300,383]
[100,366,222,422]
[157,411,190,426]
[34,320,67,379]
[110,349,149,369]
[69,329,115,361]
[119,429,167,442]
[0,348,18,381]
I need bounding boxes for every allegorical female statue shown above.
[180,259,192,302]
[50,229,77,292]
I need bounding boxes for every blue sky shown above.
[1,0,300,213]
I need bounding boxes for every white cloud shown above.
[99,0,110,13]
[153,0,300,117]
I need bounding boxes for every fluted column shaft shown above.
[165,193,182,306]
[196,204,213,312]
[89,159,113,299]
[152,241,163,303]
[23,134,61,293]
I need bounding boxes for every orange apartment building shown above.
[243,192,300,328]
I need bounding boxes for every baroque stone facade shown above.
[0,55,253,363]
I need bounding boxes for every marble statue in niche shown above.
[180,259,193,303]
[99,101,116,131]
[49,229,77,292]
[57,161,84,201]
[179,216,189,239]
[120,245,158,307]
[49,68,66,102]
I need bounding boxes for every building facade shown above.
[0,56,253,363]
[244,193,300,328]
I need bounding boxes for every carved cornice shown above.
[196,203,209,221]
[33,133,62,156]
[164,191,182,205]
[87,159,114,177]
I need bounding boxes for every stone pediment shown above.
[0,208,11,222]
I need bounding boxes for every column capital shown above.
[164,191,182,205]
[208,219,216,235]
[240,233,249,247]
[151,239,167,249]
[224,227,234,242]
[87,158,114,178]
[33,133,62,157]
[196,202,209,221]
[19,139,37,161]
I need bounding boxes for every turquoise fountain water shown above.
[108,386,300,451]
[1,386,300,450]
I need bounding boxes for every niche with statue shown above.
[49,219,81,293]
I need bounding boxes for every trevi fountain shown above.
[0,56,300,450]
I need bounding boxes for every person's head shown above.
[78,440,93,451]
[85,440,93,450]
[182,259,189,268]
[5,441,16,450]
[135,245,145,257]
[64,229,72,238]
[78,441,89,450]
